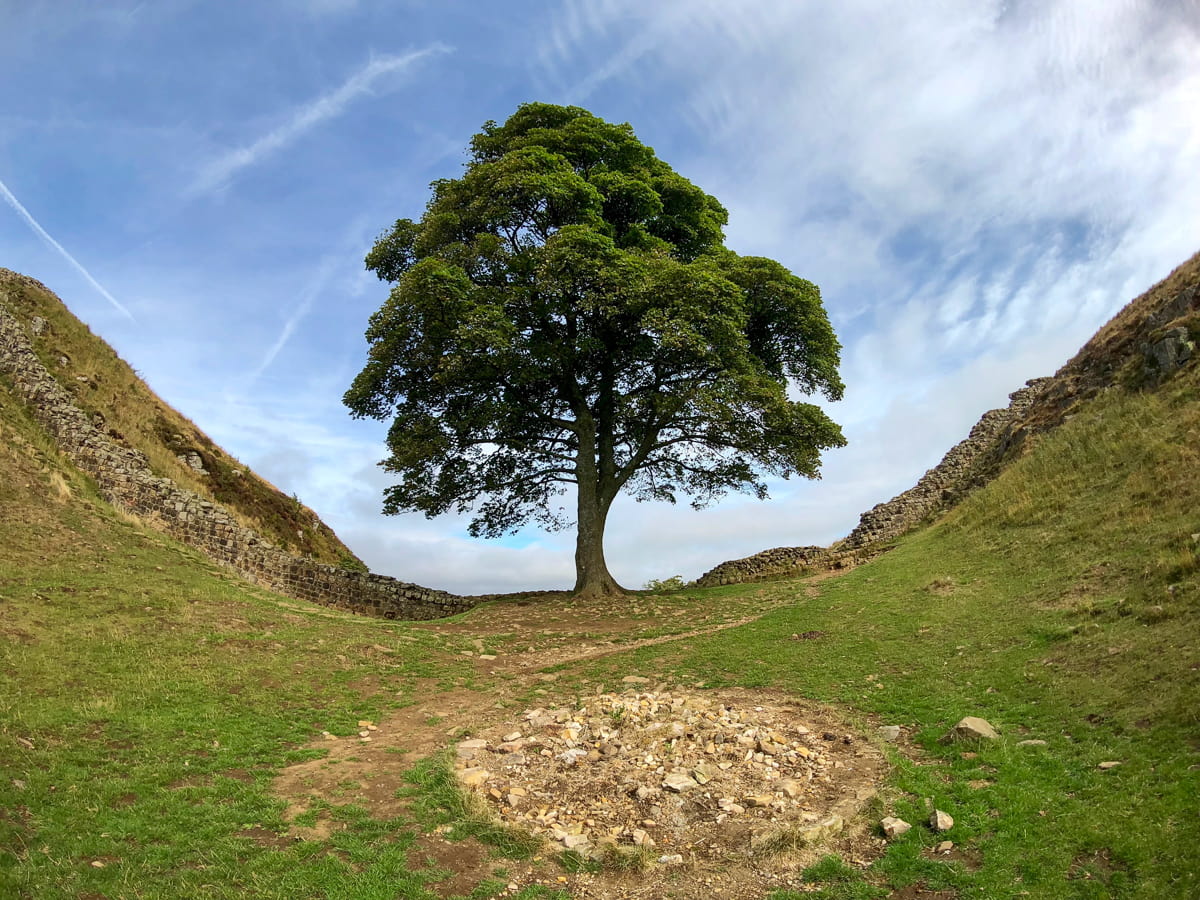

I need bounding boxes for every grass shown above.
[2,278,1199,896]
[606,362,1200,898]
[0,273,364,567]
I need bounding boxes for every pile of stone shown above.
[454,690,860,860]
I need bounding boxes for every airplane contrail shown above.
[193,44,449,194]
[0,177,135,321]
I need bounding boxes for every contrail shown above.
[193,44,449,194]
[0,177,135,320]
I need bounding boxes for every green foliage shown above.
[643,574,685,592]
[346,103,844,591]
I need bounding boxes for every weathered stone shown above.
[457,738,489,759]
[879,725,901,742]
[880,816,911,838]
[662,771,698,792]
[930,809,954,832]
[941,716,999,743]
[457,768,491,787]
[1017,739,1047,747]
[743,793,774,808]
[657,853,684,865]
[775,778,803,798]
[1098,761,1122,770]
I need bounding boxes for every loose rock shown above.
[941,716,999,743]
[930,809,954,832]
[881,816,911,838]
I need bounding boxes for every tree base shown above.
[571,575,629,601]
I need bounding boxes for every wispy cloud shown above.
[191,45,449,194]
[247,255,337,385]
[0,177,135,320]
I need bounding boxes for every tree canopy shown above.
[345,103,846,597]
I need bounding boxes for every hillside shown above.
[0,268,363,568]
[699,250,1200,586]
[1,254,1198,899]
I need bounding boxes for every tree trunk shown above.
[573,488,624,599]
[573,425,625,599]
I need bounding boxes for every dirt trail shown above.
[270,578,891,899]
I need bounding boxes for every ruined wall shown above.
[0,281,474,620]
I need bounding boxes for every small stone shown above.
[631,828,655,847]
[936,840,954,853]
[776,778,803,798]
[479,654,497,661]
[457,738,489,759]
[502,731,522,742]
[558,748,588,766]
[657,853,684,865]
[743,793,774,808]
[880,816,911,839]
[930,810,954,832]
[357,720,373,727]
[457,767,491,787]
[1098,761,1122,770]
[1017,739,1047,747]
[663,772,698,792]
[622,676,650,684]
[879,725,901,742]
[562,834,590,850]
[90,860,105,868]
[941,716,999,743]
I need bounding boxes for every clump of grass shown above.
[403,754,543,859]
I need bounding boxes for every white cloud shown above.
[191,45,450,194]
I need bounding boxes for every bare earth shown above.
[271,585,895,899]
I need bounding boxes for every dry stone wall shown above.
[838,378,1051,551]
[695,380,1048,587]
[0,281,473,620]
[699,252,1200,587]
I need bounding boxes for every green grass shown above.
[600,364,1200,898]
[2,304,1199,896]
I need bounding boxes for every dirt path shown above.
[269,578,892,899]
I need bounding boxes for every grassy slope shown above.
[606,361,1199,898]
[2,303,1198,897]
[0,272,364,567]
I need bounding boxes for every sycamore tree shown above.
[344,103,846,599]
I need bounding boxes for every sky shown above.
[2,0,1198,594]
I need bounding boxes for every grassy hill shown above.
[1,258,1198,899]
[0,269,364,569]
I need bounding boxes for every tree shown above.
[344,103,846,599]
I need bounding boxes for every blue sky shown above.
[3,0,1198,593]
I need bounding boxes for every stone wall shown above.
[698,251,1200,587]
[693,545,864,589]
[0,283,474,620]
[838,378,1051,551]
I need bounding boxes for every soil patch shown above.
[410,834,494,898]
